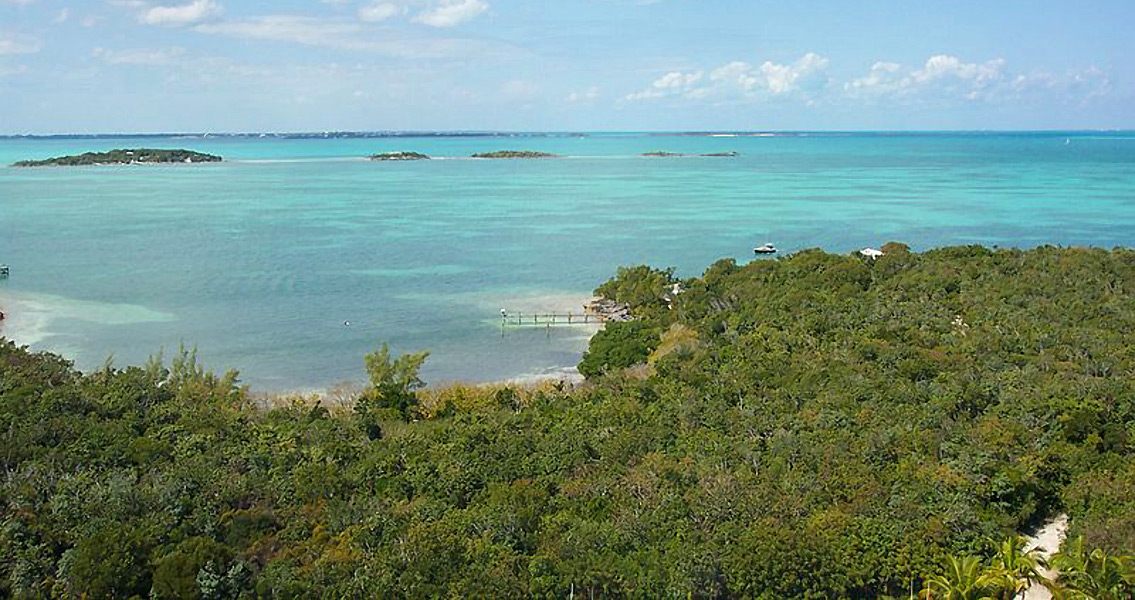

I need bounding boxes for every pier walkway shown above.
[499,297,631,328]
[501,311,601,327]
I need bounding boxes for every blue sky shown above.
[0,0,1131,132]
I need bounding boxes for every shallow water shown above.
[1,132,1132,389]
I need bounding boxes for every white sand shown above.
[0,290,176,348]
[1022,513,1069,600]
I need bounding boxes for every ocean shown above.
[1,132,1132,390]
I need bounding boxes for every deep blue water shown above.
[0,132,1132,390]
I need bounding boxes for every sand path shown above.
[1021,513,1069,600]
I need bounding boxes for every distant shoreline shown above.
[2,129,1131,140]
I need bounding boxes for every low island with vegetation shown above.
[1,244,1133,598]
[471,150,558,159]
[12,148,223,167]
[369,151,430,161]
[642,151,739,157]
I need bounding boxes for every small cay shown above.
[471,150,558,159]
[370,151,430,161]
[13,148,222,167]
[643,151,739,157]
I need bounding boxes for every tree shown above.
[357,343,430,426]
[920,555,1001,600]
[986,536,1046,599]
[1048,536,1135,600]
[577,321,659,379]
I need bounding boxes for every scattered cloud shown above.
[710,53,830,97]
[195,14,516,59]
[844,61,906,97]
[845,54,1110,103]
[624,70,703,101]
[413,0,488,27]
[0,33,41,55]
[626,53,1109,107]
[500,79,538,100]
[625,53,830,103]
[566,86,600,103]
[53,8,70,23]
[358,2,403,22]
[139,0,222,27]
[0,64,28,76]
[92,46,186,66]
[196,15,361,47]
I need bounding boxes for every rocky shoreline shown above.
[585,296,632,322]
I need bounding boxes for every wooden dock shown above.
[501,311,599,327]
[500,298,632,328]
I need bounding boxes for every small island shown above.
[471,150,558,159]
[13,149,223,167]
[369,151,430,161]
[642,151,739,157]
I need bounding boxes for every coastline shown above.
[0,288,611,396]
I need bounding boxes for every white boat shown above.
[753,243,777,254]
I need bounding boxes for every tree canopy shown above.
[1,244,1133,598]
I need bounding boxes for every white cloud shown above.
[626,53,830,103]
[358,2,402,22]
[844,61,907,96]
[566,86,600,103]
[0,64,28,76]
[0,33,41,55]
[139,0,222,27]
[845,55,1007,100]
[195,15,517,59]
[92,46,186,66]
[624,52,1108,108]
[196,16,361,46]
[54,8,70,23]
[413,0,488,27]
[500,79,538,100]
[624,70,703,101]
[844,54,1107,104]
[763,53,829,94]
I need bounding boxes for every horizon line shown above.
[2,128,1133,139]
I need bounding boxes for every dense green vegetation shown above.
[369,151,431,161]
[1,245,1134,598]
[470,150,558,159]
[919,534,1132,599]
[13,149,223,167]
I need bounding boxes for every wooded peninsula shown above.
[1,244,1132,598]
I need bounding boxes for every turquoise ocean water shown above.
[0,132,1133,390]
